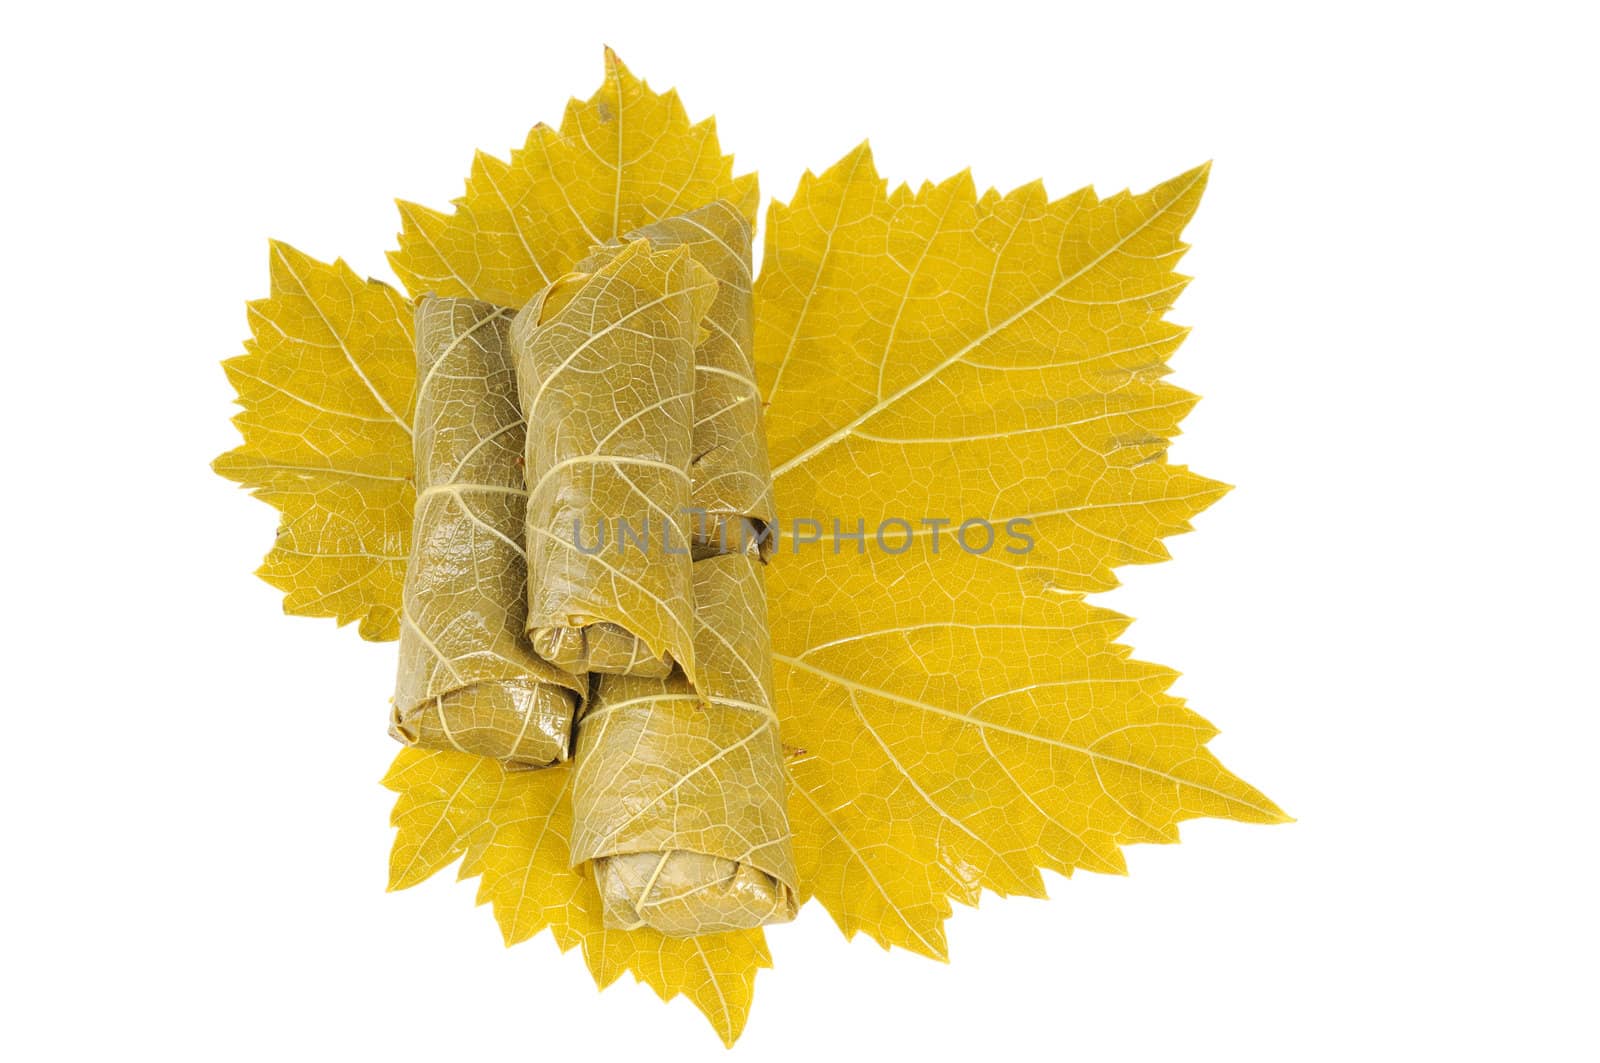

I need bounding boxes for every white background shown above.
[2,1,1595,1059]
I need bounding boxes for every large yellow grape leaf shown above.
[214,241,415,640]
[388,48,757,308]
[214,52,1288,1045]
[383,749,769,1046]
[753,146,1288,956]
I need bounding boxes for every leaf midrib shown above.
[776,652,1282,820]
[770,167,1205,481]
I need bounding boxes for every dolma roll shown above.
[392,296,584,769]
[577,201,775,557]
[512,241,715,682]
[570,552,798,936]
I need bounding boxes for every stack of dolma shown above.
[391,201,797,935]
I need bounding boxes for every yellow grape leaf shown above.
[753,146,1287,956]
[214,241,415,640]
[389,48,757,309]
[383,749,770,1046]
[217,51,1287,1045]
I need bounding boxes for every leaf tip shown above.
[817,140,877,188]
[601,44,634,85]
[1168,160,1212,201]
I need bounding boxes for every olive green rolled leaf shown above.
[577,201,776,557]
[392,296,584,769]
[512,241,716,683]
[571,552,798,936]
